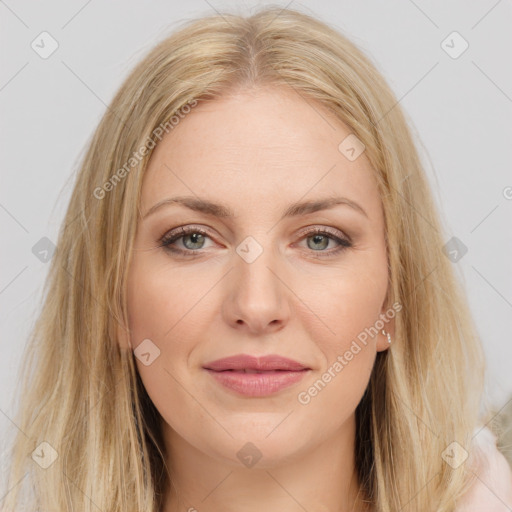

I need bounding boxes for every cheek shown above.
[125,261,190,397]
[296,278,382,426]
[324,280,386,347]
[126,256,201,343]
[308,251,388,349]
[296,252,386,406]
[126,256,212,389]
[126,260,200,429]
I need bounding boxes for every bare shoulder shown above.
[456,426,512,511]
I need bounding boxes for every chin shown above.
[207,431,311,469]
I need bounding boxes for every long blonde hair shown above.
[2,6,489,511]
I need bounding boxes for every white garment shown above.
[456,426,512,510]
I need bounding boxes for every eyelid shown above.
[159,225,216,248]
[158,223,352,257]
[160,224,350,242]
[296,224,351,244]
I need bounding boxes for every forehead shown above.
[140,87,381,220]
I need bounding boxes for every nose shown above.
[223,245,291,335]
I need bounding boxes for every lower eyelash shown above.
[159,227,210,255]
[302,228,352,258]
[159,227,352,257]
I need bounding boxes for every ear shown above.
[376,318,394,353]
[376,292,399,352]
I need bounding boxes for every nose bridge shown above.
[235,234,281,299]
[226,233,289,332]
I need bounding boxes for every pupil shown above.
[310,234,328,250]
[186,233,204,249]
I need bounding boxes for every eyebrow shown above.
[142,195,368,221]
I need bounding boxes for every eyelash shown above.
[158,225,352,258]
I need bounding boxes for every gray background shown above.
[1,0,511,450]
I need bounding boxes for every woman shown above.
[3,6,511,511]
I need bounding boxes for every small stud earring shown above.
[382,329,392,344]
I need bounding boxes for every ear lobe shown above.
[376,320,395,352]
[377,290,400,352]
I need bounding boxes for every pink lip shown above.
[202,354,309,372]
[202,354,311,397]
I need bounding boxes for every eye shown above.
[295,226,352,258]
[159,225,214,256]
[158,225,352,258]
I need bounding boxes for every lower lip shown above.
[204,369,310,397]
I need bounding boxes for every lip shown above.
[202,354,310,372]
[202,354,311,397]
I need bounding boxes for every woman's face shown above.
[124,86,392,467]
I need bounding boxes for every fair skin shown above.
[122,85,393,512]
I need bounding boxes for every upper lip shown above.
[203,354,310,372]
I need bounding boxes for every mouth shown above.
[202,353,310,372]
[209,368,308,373]
[203,367,310,396]
[202,354,311,396]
